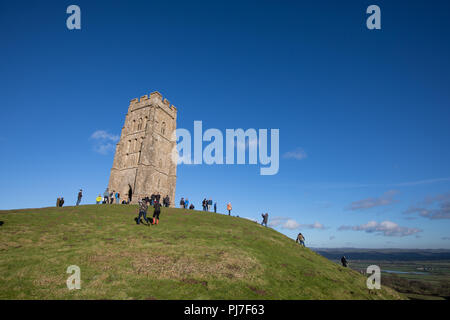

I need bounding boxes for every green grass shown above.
[0,205,404,300]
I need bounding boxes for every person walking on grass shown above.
[261,213,269,227]
[227,203,232,216]
[135,199,150,226]
[296,233,306,247]
[152,199,162,225]
[76,189,83,206]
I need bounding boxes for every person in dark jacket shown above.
[296,233,305,247]
[76,189,83,206]
[261,213,269,227]
[152,200,162,225]
[214,202,217,213]
[59,197,65,207]
[341,256,348,267]
[180,197,185,208]
[103,189,109,204]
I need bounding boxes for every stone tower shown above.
[108,91,177,205]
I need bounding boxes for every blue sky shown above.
[1,0,450,248]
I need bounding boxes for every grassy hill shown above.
[0,205,404,299]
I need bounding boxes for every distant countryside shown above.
[314,248,450,300]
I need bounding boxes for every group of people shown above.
[143,193,170,207]
[135,197,162,226]
[97,189,121,204]
[179,198,194,210]
[201,198,214,211]
[55,189,81,206]
[180,197,231,215]
[56,197,65,207]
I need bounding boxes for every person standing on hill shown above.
[59,197,64,207]
[227,203,232,216]
[261,213,269,227]
[185,198,190,209]
[296,233,305,247]
[152,200,162,225]
[164,195,170,207]
[341,256,348,267]
[180,197,185,208]
[136,199,150,226]
[103,189,109,204]
[96,194,102,204]
[76,189,83,206]
[109,191,114,204]
[214,202,217,213]
[56,197,60,207]
[115,192,120,204]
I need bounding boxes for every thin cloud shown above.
[283,148,307,160]
[392,178,450,187]
[91,130,120,142]
[338,220,422,237]
[90,130,119,155]
[269,217,326,230]
[347,190,399,211]
[93,143,116,155]
[403,192,450,220]
[310,177,450,189]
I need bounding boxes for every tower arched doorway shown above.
[128,185,133,203]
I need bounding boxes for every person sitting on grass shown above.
[296,233,305,247]
[189,203,195,210]
[96,195,102,204]
[135,199,150,226]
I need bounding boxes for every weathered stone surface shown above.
[107,91,177,205]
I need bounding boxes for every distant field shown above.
[313,249,450,300]
[0,205,403,300]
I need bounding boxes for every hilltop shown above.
[0,205,403,299]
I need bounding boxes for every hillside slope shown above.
[0,205,403,299]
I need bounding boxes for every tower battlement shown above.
[129,91,177,112]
